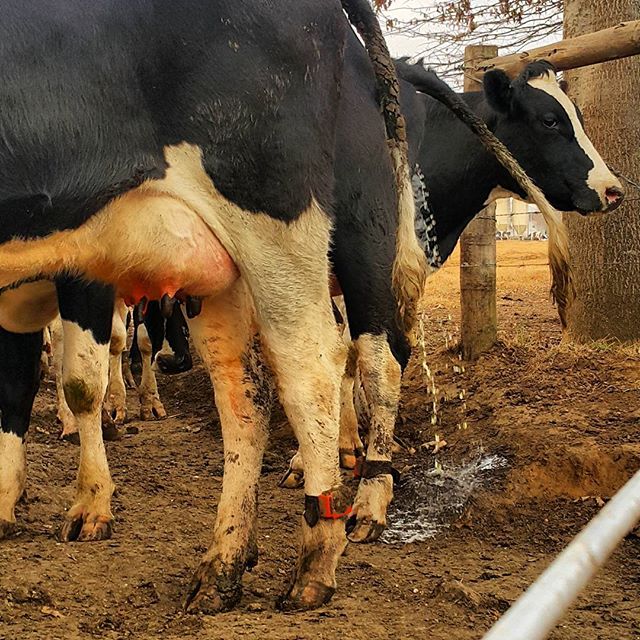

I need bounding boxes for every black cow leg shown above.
[55,277,116,542]
[0,328,42,539]
[156,303,193,374]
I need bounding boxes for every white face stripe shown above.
[528,73,622,206]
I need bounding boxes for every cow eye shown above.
[542,115,558,129]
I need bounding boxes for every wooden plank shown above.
[460,45,498,360]
[472,20,640,80]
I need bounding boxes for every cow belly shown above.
[0,144,245,299]
[0,281,58,333]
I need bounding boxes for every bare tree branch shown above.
[376,0,563,85]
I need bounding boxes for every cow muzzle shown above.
[604,186,624,212]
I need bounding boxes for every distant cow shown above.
[0,0,424,613]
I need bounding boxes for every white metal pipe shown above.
[483,468,640,640]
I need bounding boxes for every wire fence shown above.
[495,211,549,241]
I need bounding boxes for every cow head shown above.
[484,61,624,214]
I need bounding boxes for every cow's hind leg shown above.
[0,328,42,539]
[224,206,347,611]
[332,216,411,543]
[185,281,272,613]
[56,278,116,542]
[279,348,361,490]
[347,332,404,542]
[49,315,77,439]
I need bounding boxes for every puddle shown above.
[381,454,508,544]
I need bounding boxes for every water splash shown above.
[381,454,508,544]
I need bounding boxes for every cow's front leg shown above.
[185,281,272,613]
[347,333,402,543]
[56,278,116,542]
[0,328,42,539]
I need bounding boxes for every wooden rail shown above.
[471,20,640,79]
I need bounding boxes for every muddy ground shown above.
[2,241,640,640]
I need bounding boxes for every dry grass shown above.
[422,240,640,364]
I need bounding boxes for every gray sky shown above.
[381,0,433,58]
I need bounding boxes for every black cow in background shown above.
[129,300,193,377]
[397,59,624,266]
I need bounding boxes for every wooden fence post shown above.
[460,44,499,360]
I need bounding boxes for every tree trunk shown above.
[563,0,640,341]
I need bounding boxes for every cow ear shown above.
[483,69,512,113]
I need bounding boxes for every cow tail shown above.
[396,60,574,327]
[341,0,428,339]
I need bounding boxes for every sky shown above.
[380,0,436,58]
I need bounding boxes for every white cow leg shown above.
[137,324,167,421]
[338,343,364,470]
[347,333,401,543]
[56,279,115,542]
[40,325,52,380]
[223,205,347,612]
[185,281,272,613]
[280,354,362,490]
[49,315,77,439]
[104,299,128,424]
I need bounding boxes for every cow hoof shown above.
[279,452,304,489]
[245,538,259,571]
[107,406,128,425]
[277,580,335,612]
[278,467,304,489]
[346,516,386,543]
[156,353,193,375]
[140,399,167,421]
[339,448,361,470]
[0,519,16,540]
[60,431,81,446]
[102,421,124,442]
[184,560,243,614]
[346,476,393,543]
[58,512,113,542]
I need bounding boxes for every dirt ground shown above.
[2,240,640,640]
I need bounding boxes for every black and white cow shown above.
[283,59,626,537]
[130,299,193,377]
[397,59,624,265]
[0,0,425,613]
